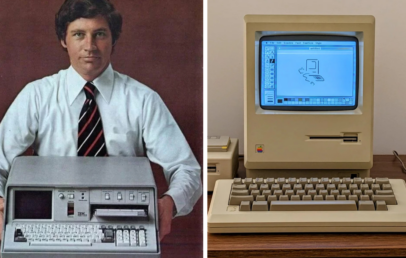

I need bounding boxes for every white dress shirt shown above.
[0,64,202,217]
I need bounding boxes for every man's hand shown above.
[0,198,3,241]
[158,195,174,241]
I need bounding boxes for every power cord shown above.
[393,150,406,174]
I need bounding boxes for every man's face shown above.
[61,15,113,81]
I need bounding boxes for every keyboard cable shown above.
[393,150,406,174]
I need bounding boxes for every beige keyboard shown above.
[208,177,406,233]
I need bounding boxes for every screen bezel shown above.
[259,35,359,111]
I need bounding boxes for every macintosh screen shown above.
[259,35,358,111]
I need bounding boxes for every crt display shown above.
[14,190,52,219]
[259,35,359,111]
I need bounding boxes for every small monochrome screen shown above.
[14,190,52,219]
[259,35,359,111]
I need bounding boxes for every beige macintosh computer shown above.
[209,15,406,233]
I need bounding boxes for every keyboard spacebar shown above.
[270,201,357,211]
[30,241,92,246]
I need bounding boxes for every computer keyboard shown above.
[6,222,150,251]
[208,177,406,233]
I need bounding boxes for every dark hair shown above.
[55,0,122,44]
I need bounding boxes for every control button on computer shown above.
[117,193,123,200]
[105,193,110,200]
[129,193,135,200]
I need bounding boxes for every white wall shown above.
[208,0,406,155]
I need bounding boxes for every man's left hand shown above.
[158,195,174,241]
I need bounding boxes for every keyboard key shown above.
[359,200,375,210]
[231,190,249,196]
[364,177,374,186]
[298,178,307,186]
[229,195,254,205]
[288,178,297,186]
[233,178,242,185]
[302,195,312,201]
[279,195,289,201]
[244,178,253,187]
[376,178,390,185]
[256,195,266,201]
[262,190,271,198]
[260,184,269,191]
[269,201,357,211]
[332,178,340,186]
[233,184,247,190]
[30,241,92,246]
[371,184,380,191]
[265,178,275,185]
[251,190,260,199]
[239,201,251,211]
[285,190,294,198]
[267,195,277,202]
[382,184,392,190]
[353,178,363,185]
[249,184,258,191]
[342,178,352,186]
[372,195,397,205]
[337,195,347,200]
[314,195,323,201]
[291,195,300,201]
[320,178,329,186]
[375,200,388,211]
[255,178,264,186]
[360,195,370,201]
[252,201,268,211]
[375,190,394,195]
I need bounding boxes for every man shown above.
[0,0,202,242]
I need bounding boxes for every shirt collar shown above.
[67,64,114,105]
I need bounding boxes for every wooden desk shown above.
[208,155,406,257]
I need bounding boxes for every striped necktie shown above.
[77,82,108,156]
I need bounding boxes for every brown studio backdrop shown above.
[0,0,203,257]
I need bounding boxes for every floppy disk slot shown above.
[308,134,359,142]
[208,163,217,172]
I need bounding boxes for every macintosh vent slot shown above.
[207,164,217,172]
